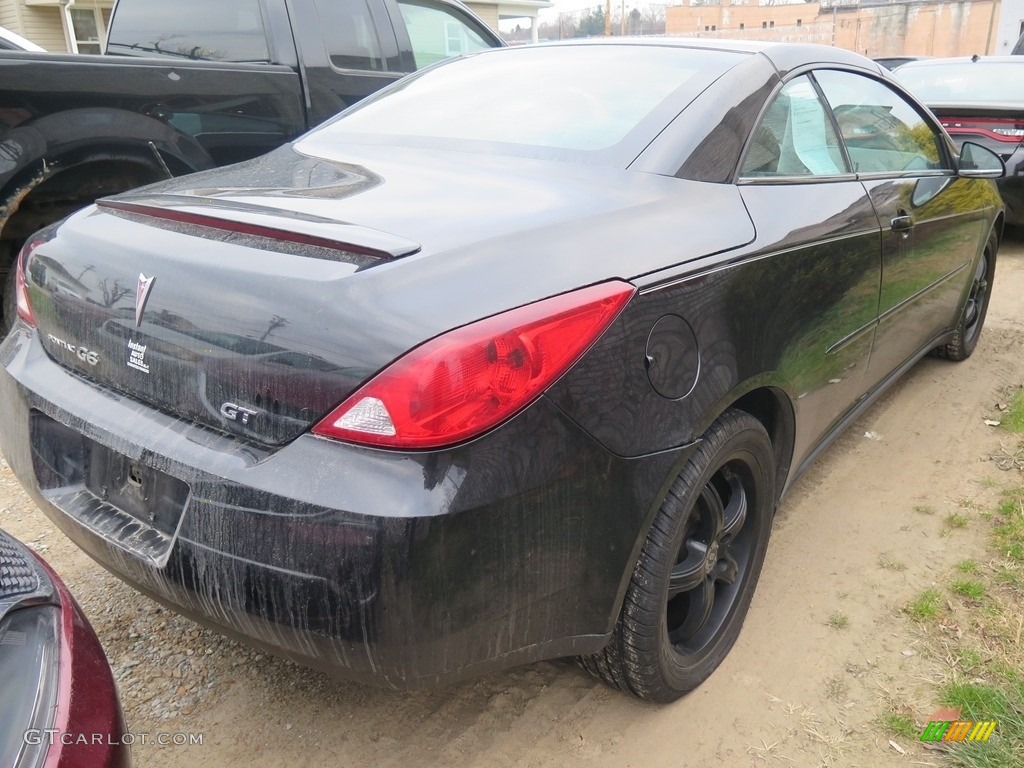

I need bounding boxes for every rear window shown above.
[896,62,1024,103]
[297,45,744,164]
[107,0,270,62]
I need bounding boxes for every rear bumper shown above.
[0,325,688,687]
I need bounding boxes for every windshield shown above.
[895,62,1024,103]
[297,45,745,166]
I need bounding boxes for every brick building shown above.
[666,0,1024,58]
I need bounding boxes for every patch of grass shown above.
[826,611,849,630]
[993,564,1023,589]
[915,504,936,515]
[999,388,1024,433]
[995,489,1024,564]
[945,680,1020,724]
[939,680,1024,768]
[878,554,907,571]
[956,647,984,671]
[946,512,970,530]
[878,710,917,740]
[825,677,848,702]
[900,484,1024,768]
[906,588,943,621]
[950,579,986,600]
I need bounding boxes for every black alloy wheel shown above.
[936,231,998,361]
[580,409,775,702]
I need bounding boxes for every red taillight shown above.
[14,236,48,327]
[940,117,1024,144]
[313,281,635,449]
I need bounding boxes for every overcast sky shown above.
[499,0,807,28]
[537,0,658,22]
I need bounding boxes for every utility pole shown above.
[605,0,612,36]
[983,0,998,54]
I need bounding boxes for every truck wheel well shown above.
[0,156,169,332]
[1,158,167,245]
[730,387,794,506]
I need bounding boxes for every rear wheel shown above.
[935,232,997,361]
[580,409,775,702]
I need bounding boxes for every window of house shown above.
[762,21,767,29]
[69,7,104,54]
[740,23,745,30]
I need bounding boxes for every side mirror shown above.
[957,142,1005,179]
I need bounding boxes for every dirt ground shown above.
[3,229,1024,768]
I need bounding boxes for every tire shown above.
[934,232,997,361]
[581,409,775,702]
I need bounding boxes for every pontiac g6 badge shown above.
[135,273,156,327]
[46,334,99,366]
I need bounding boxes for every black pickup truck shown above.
[0,0,502,332]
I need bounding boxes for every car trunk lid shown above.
[27,199,419,445]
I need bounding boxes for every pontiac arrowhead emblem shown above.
[135,273,156,327]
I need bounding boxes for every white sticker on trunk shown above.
[127,339,150,374]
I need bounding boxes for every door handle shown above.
[891,214,914,233]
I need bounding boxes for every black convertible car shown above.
[0,40,1005,702]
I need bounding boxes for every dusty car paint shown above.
[0,41,1006,693]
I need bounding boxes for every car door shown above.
[289,0,406,127]
[734,74,883,461]
[814,70,990,389]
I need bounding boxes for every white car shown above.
[0,26,44,52]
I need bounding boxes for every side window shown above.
[314,0,385,72]
[814,70,950,174]
[397,0,493,70]
[106,0,270,62]
[741,75,848,178]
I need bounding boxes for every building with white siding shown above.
[1,0,110,53]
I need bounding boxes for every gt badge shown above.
[220,402,258,426]
[135,273,156,327]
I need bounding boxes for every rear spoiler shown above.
[98,195,421,259]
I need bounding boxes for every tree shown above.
[576,6,606,37]
[627,7,642,34]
